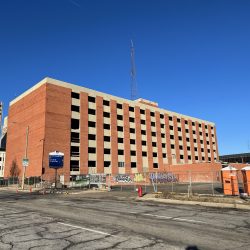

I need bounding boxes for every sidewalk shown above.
[136,194,250,210]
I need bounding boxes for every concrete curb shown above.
[136,197,250,210]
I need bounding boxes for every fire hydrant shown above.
[138,186,143,197]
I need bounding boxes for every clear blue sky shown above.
[1,0,250,155]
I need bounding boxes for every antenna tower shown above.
[130,40,137,100]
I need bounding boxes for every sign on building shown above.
[22,158,29,167]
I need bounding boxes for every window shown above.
[88,96,95,103]
[141,120,146,125]
[194,147,198,152]
[169,125,174,130]
[118,138,123,143]
[71,146,79,157]
[187,146,190,151]
[162,143,166,148]
[130,139,135,144]
[71,132,80,143]
[186,137,190,142]
[169,116,173,121]
[104,148,110,154]
[140,109,145,115]
[185,120,188,125]
[178,136,182,141]
[180,155,184,159]
[142,141,147,146]
[170,135,174,140]
[142,152,147,157]
[195,156,198,161]
[88,134,96,140]
[178,127,181,132]
[118,162,125,167]
[153,152,157,157]
[103,112,110,118]
[160,114,164,119]
[71,92,79,99]
[193,130,196,134]
[161,133,165,138]
[103,100,110,106]
[207,141,210,145]
[199,132,202,136]
[71,105,80,112]
[179,145,183,150]
[131,162,137,168]
[88,161,96,167]
[103,124,110,130]
[192,122,195,126]
[71,119,79,129]
[185,129,189,133]
[88,109,96,115]
[152,142,157,147]
[199,124,202,128]
[88,147,96,153]
[117,114,123,120]
[141,130,146,135]
[88,121,96,128]
[205,125,208,129]
[117,103,122,109]
[117,126,123,132]
[151,132,156,136]
[208,157,211,161]
[130,128,135,133]
[202,156,205,161]
[201,148,204,152]
[70,160,79,171]
[129,117,135,123]
[206,133,208,137]
[131,150,136,156]
[177,118,181,123]
[171,144,175,149]
[118,149,124,155]
[150,112,155,117]
[200,140,203,144]
[208,149,210,153]
[162,153,166,158]
[104,161,110,167]
[129,107,134,112]
[188,155,191,160]
[104,136,110,142]
[194,139,197,143]
[153,163,158,168]
[151,122,155,126]
[161,124,164,128]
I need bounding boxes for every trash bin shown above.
[221,166,239,196]
[241,166,250,196]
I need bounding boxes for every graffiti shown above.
[149,173,178,183]
[114,175,133,183]
[89,174,106,184]
[134,173,146,183]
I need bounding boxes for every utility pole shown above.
[21,126,29,190]
[130,40,137,100]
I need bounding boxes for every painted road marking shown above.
[129,212,206,224]
[58,222,117,237]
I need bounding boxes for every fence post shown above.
[188,170,192,197]
[211,171,214,196]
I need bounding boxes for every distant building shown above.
[0,149,5,178]
[0,117,7,149]
[5,77,220,182]
[220,153,250,164]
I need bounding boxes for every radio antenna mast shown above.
[130,40,137,100]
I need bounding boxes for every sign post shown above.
[49,151,64,189]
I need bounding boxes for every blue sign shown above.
[49,151,64,169]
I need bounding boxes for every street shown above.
[0,190,249,250]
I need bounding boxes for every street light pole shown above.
[21,126,29,190]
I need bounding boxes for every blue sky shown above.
[0,0,250,155]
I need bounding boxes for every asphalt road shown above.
[0,190,249,250]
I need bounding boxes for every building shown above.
[220,153,250,164]
[0,149,5,178]
[0,116,7,149]
[5,77,220,182]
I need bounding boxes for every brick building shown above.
[5,77,220,182]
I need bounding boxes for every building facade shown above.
[5,77,220,181]
[0,150,5,178]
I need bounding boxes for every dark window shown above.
[88,147,96,153]
[129,107,134,112]
[179,145,183,150]
[88,161,96,167]
[71,146,79,157]
[88,109,96,115]
[169,125,174,130]
[117,103,122,109]
[130,139,135,144]
[71,132,80,143]
[185,120,188,125]
[103,100,110,106]
[178,127,181,132]
[162,143,166,148]
[103,112,110,118]
[118,149,124,155]
[200,140,203,144]
[141,119,146,125]
[153,152,157,157]
[194,138,197,143]
[199,132,202,136]
[142,141,146,146]
[151,132,156,136]
[180,155,184,159]
[211,126,214,130]
[161,124,164,128]
[141,130,146,135]
[118,138,123,143]
[104,161,110,167]
[205,125,208,129]
[201,148,204,152]
[88,134,96,140]
[131,162,137,168]
[152,142,157,147]
[188,155,191,160]
[104,136,110,142]
[194,147,198,151]
[171,144,175,149]
[193,130,196,134]
[208,157,211,161]
[202,156,205,161]
[153,163,158,168]
[88,121,96,128]
[71,105,80,112]
[160,114,164,119]
[195,156,198,160]
[177,118,181,123]
[178,136,182,141]
[131,150,136,156]
[185,129,189,133]
[150,112,155,117]
[71,119,79,129]
[142,152,147,157]
[130,128,135,133]
[187,146,191,151]
[71,92,79,99]
[129,117,135,122]
[70,160,79,171]
[206,133,208,137]
[151,122,155,126]
[140,109,145,114]
[162,153,166,158]
[207,141,210,145]
[170,135,174,140]
[208,149,210,153]
[103,124,110,130]
[117,126,123,132]
[169,116,173,121]
[161,133,165,138]
[104,148,110,154]
[192,122,195,126]
[117,114,123,120]
[199,124,202,128]
[186,137,190,142]
[88,96,95,103]
[118,162,125,167]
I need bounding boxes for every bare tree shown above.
[9,159,20,177]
